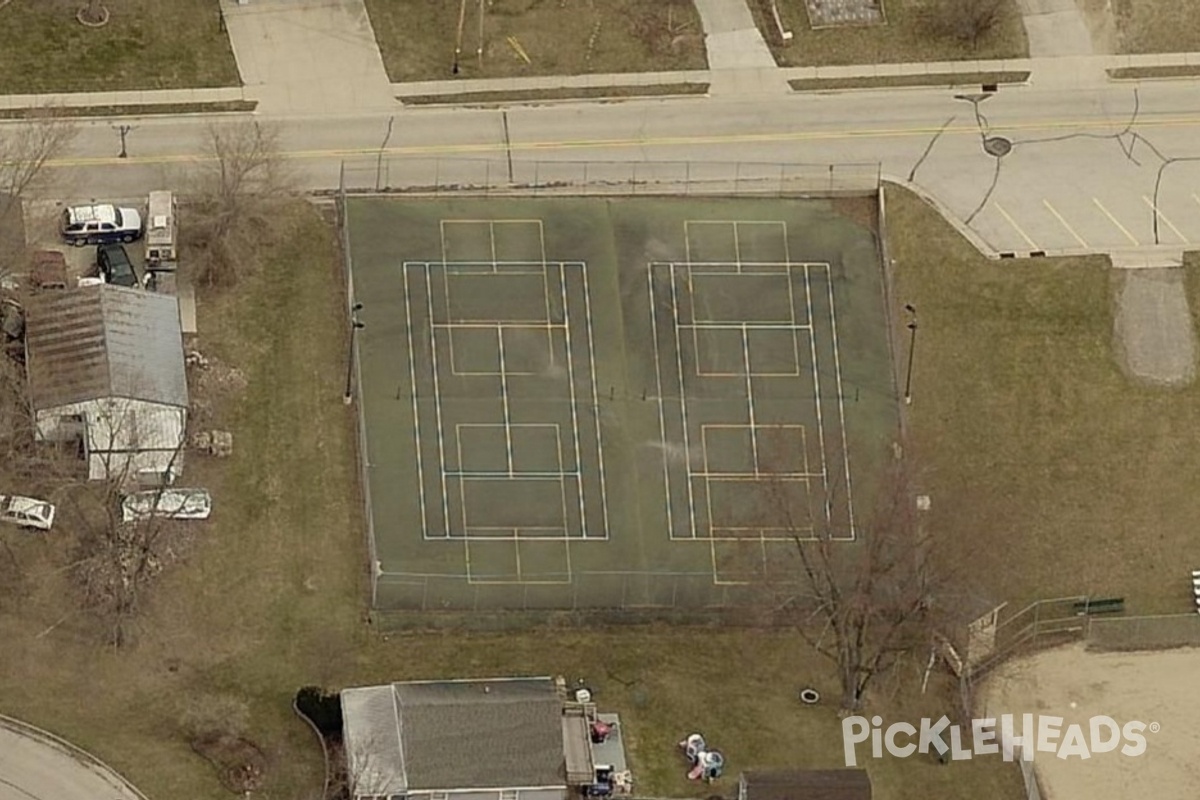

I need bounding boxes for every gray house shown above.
[341,678,627,800]
[25,285,188,484]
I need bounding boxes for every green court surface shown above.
[346,197,899,611]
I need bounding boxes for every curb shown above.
[0,712,150,800]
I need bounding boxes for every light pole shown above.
[903,304,917,405]
[344,303,364,405]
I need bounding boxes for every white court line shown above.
[741,324,759,471]
[647,266,675,540]
[497,326,515,472]
[1042,200,1090,249]
[559,263,590,540]
[423,264,453,536]
[446,471,580,479]
[994,202,1039,250]
[678,321,812,331]
[732,222,742,274]
[579,258,611,539]
[803,266,832,531]
[1142,195,1189,243]
[824,264,857,541]
[1092,197,1139,246]
[402,265,429,538]
[669,264,700,540]
[432,322,566,329]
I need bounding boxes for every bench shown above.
[1073,597,1125,616]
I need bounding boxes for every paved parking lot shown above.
[971,153,1200,256]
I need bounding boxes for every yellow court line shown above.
[994,202,1039,250]
[1042,199,1089,248]
[1142,196,1189,243]
[25,113,1200,171]
[1092,198,1139,246]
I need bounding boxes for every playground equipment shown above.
[678,733,724,782]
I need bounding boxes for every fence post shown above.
[735,162,742,195]
[434,159,441,196]
[631,162,638,195]
[778,163,786,197]
[485,161,491,197]
[534,160,541,196]
[685,161,692,196]
[582,162,589,195]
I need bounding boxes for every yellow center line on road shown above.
[1042,199,1089,249]
[35,112,1200,170]
[1092,197,1139,246]
[1142,195,1189,244]
[994,202,1040,250]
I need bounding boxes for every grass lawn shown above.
[887,185,1200,615]
[364,0,707,83]
[0,0,239,93]
[1112,0,1200,53]
[0,199,1025,800]
[747,0,1027,67]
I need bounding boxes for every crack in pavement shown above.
[949,89,1200,246]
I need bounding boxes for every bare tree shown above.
[185,120,292,287]
[67,415,190,648]
[934,0,1006,50]
[0,109,77,281]
[763,440,935,713]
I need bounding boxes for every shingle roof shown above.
[741,769,872,800]
[342,678,566,795]
[25,285,187,410]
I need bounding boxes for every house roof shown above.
[25,285,187,410]
[342,678,566,795]
[741,769,872,800]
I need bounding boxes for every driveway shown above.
[0,715,145,800]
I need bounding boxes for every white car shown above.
[0,495,56,531]
[121,488,212,523]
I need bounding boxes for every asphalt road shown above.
[0,719,143,800]
[25,77,1200,257]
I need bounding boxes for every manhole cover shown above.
[984,136,1013,157]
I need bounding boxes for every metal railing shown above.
[338,156,881,198]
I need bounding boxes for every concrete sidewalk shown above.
[691,0,788,95]
[2,51,1200,111]
[220,0,396,114]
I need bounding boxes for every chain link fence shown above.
[372,569,802,616]
[338,156,881,198]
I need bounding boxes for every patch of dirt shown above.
[187,352,248,431]
[190,732,268,794]
[1112,268,1196,387]
[831,195,879,235]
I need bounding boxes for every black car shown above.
[96,243,142,288]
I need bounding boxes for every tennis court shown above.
[346,197,897,611]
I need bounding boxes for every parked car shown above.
[60,204,143,246]
[0,494,56,531]
[121,488,212,523]
[97,243,142,288]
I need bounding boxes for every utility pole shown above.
[344,303,365,405]
[903,304,917,405]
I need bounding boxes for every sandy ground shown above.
[981,643,1200,800]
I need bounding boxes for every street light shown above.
[344,303,364,405]
[903,304,917,405]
